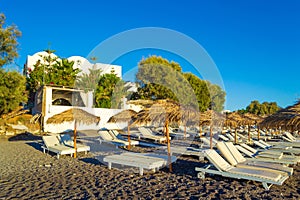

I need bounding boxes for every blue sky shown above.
[1,0,300,111]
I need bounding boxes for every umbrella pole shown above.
[165,120,172,172]
[74,120,77,158]
[127,123,131,150]
[257,126,260,140]
[184,125,187,139]
[248,124,251,143]
[234,127,238,144]
[210,125,213,149]
[199,125,202,138]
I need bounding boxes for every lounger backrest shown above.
[226,133,235,141]
[225,142,247,163]
[200,137,210,146]
[42,135,60,147]
[204,149,233,172]
[109,130,119,139]
[285,132,296,141]
[98,130,114,141]
[240,143,257,154]
[253,140,267,149]
[218,134,229,141]
[258,140,271,148]
[138,127,152,136]
[282,136,293,142]
[216,142,238,166]
[235,145,254,158]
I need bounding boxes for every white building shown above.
[24,51,122,78]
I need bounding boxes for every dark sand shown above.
[0,134,300,200]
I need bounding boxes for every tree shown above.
[134,55,226,111]
[94,73,124,108]
[0,69,27,115]
[206,81,226,112]
[76,67,102,92]
[0,13,21,68]
[183,73,210,112]
[49,58,80,86]
[27,51,80,92]
[243,100,280,116]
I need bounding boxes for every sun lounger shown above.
[254,140,300,155]
[103,152,176,175]
[98,130,139,147]
[216,142,293,175]
[42,135,75,159]
[58,134,90,154]
[195,149,289,190]
[169,146,205,160]
[110,130,139,146]
[284,132,300,142]
[137,127,168,143]
[218,134,229,141]
[235,144,299,165]
[200,137,218,148]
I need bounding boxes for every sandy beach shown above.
[0,134,300,200]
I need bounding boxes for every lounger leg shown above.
[108,162,112,170]
[197,172,205,179]
[139,168,144,176]
[262,182,272,190]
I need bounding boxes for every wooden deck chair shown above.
[217,142,293,175]
[42,135,75,159]
[195,149,289,190]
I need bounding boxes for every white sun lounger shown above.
[103,152,176,175]
[200,137,218,148]
[98,130,139,147]
[216,142,293,175]
[218,134,229,141]
[169,146,205,160]
[254,140,300,154]
[235,144,299,165]
[195,149,289,190]
[58,134,90,154]
[284,132,300,142]
[137,127,168,143]
[110,130,139,146]
[42,135,75,159]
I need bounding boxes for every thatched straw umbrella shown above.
[243,113,264,140]
[201,110,225,148]
[47,108,100,158]
[107,109,137,150]
[286,101,300,131]
[259,100,300,133]
[225,112,244,144]
[132,99,199,172]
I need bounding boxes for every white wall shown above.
[43,106,124,133]
[25,51,122,78]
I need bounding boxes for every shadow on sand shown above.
[8,132,42,141]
